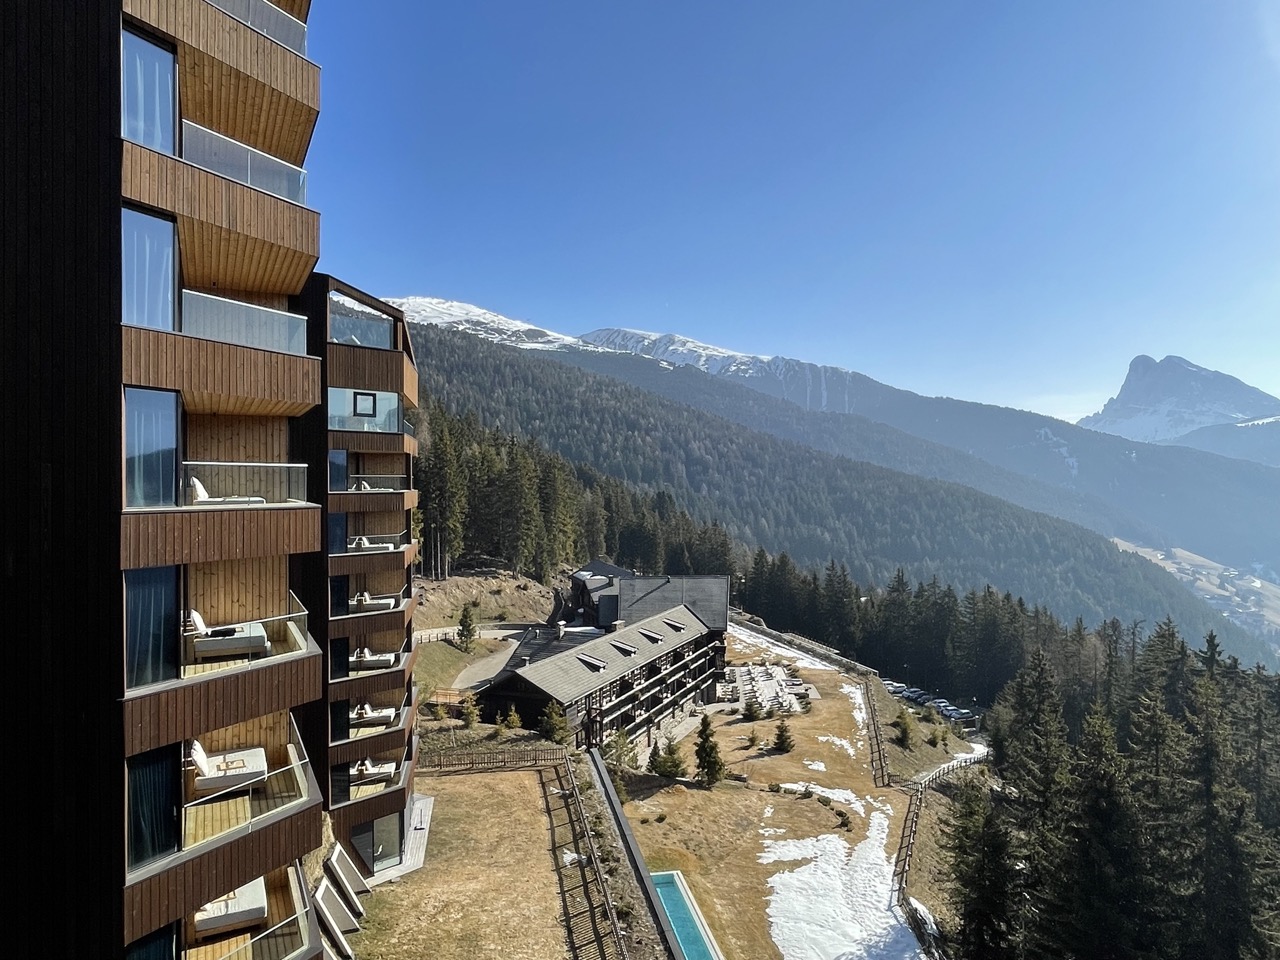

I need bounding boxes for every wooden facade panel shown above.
[123,802,321,944]
[329,430,416,455]
[124,647,321,756]
[402,350,419,409]
[121,504,321,569]
[328,722,413,768]
[187,414,290,462]
[330,605,413,640]
[124,0,319,164]
[326,343,412,396]
[328,547,414,578]
[328,490,417,514]
[122,321,320,418]
[122,143,319,295]
[327,656,415,704]
[189,555,288,626]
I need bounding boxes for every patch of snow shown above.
[764,806,775,818]
[759,813,925,960]
[804,759,827,772]
[818,735,857,759]
[907,898,939,939]
[841,683,868,731]
[761,827,788,837]
[728,624,835,670]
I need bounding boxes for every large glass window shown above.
[125,924,177,960]
[353,813,404,873]
[328,387,401,433]
[125,566,179,688]
[330,575,350,618]
[125,388,180,507]
[327,512,347,555]
[127,745,181,869]
[328,449,348,492]
[329,292,394,349]
[122,208,176,331]
[121,29,176,154]
[330,700,350,743]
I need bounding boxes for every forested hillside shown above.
[409,324,1271,666]
[948,626,1280,959]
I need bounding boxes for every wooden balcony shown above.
[121,502,320,569]
[123,142,319,296]
[123,0,319,165]
[123,325,320,417]
[327,343,418,403]
[328,429,417,456]
[328,542,416,577]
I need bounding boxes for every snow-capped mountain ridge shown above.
[579,328,770,376]
[388,296,588,352]
[1077,354,1280,443]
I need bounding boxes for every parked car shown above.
[883,680,907,694]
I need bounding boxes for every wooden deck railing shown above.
[421,746,570,771]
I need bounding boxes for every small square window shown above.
[353,392,376,418]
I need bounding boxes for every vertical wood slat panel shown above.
[121,504,320,569]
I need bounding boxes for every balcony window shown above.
[127,744,181,869]
[329,292,394,349]
[327,513,348,555]
[328,387,402,434]
[125,923,177,960]
[121,29,175,154]
[328,450,348,492]
[330,576,350,618]
[125,388,180,507]
[122,208,176,331]
[125,566,180,688]
[353,813,404,873]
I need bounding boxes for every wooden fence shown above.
[421,746,569,771]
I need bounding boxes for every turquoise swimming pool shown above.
[651,870,725,960]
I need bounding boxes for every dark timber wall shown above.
[3,2,125,956]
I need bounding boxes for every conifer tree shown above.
[944,782,1015,960]
[774,718,795,754]
[647,740,662,775]
[538,700,570,745]
[694,715,725,786]
[505,703,522,730]
[456,603,476,653]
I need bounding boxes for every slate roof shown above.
[617,576,730,631]
[510,604,709,705]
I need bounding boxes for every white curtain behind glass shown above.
[120,30,175,154]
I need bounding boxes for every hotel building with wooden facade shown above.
[6,2,417,957]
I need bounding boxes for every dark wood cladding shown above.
[331,781,412,851]
[402,351,419,408]
[123,0,319,165]
[123,799,321,944]
[124,648,321,756]
[329,604,413,639]
[329,548,414,577]
[328,653,416,703]
[328,490,419,514]
[121,504,321,568]
[123,143,319,295]
[122,325,320,416]
[327,343,413,397]
[328,429,417,455]
[6,2,126,954]
[329,722,413,767]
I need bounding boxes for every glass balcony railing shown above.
[183,461,307,506]
[182,289,308,356]
[205,0,307,57]
[180,715,313,852]
[182,120,307,205]
[181,591,310,675]
[338,474,410,493]
[183,864,313,960]
[337,530,410,555]
[327,387,403,434]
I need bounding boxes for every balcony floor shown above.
[183,640,300,679]
[184,775,304,848]
[350,775,399,801]
[183,867,305,960]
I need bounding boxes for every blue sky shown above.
[308,1,1280,421]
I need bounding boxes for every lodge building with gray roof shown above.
[484,568,730,748]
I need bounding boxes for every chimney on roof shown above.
[522,656,531,667]
[608,620,625,633]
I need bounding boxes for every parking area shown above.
[879,679,979,727]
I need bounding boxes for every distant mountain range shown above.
[1077,354,1279,464]
[390,296,1279,661]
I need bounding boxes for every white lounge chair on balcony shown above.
[349,647,397,671]
[188,609,269,661]
[349,701,397,727]
[190,738,268,796]
[192,876,269,939]
[348,479,393,493]
[348,536,395,552]
[351,757,396,782]
[352,591,398,613]
[189,476,267,505]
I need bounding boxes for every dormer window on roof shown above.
[577,653,608,672]
[611,640,638,657]
[662,618,687,632]
[638,628,664,643]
